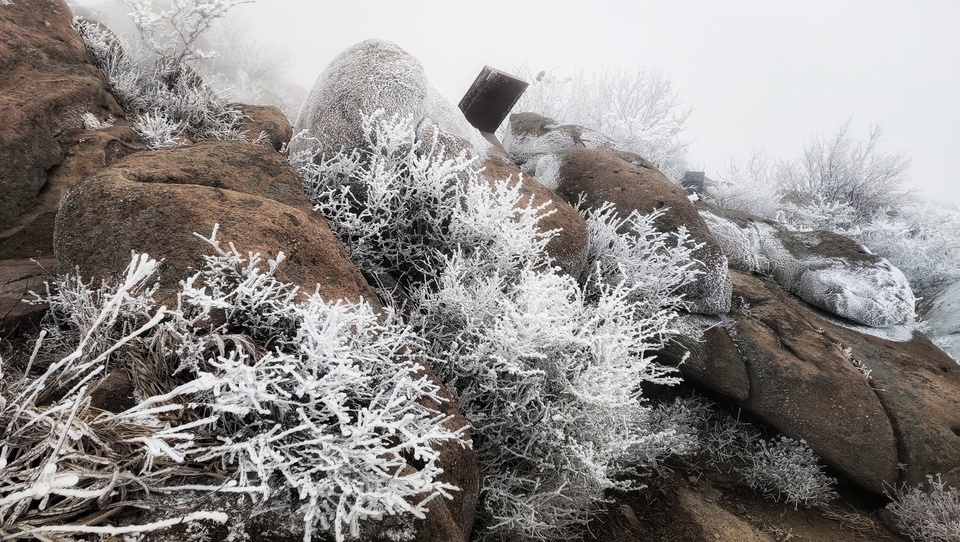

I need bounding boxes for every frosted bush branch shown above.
[73,9,248,148]
[885,474,960,542]
[294,111,702,540]
[508,65,692,181]
[1,230,464,541]
[121,0,256,67]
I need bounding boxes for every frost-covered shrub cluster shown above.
[72,1,254,148]
[508,66,692,182]
[885,474,960,542]
[655,395,838,509]
[738,436,838,509]
[0,229,462,541]
[294,111,702,540]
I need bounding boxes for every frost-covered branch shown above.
[1,231,463,541]
[294,111,703,540]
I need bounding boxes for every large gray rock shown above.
[537,148,732,315]
[699,203,916,327]
[290,39,489,159]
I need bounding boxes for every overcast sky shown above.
[75,0,960,206]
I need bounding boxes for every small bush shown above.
[739,436,838,509]
[0,229,463,542]
[886,474,960,542]
[294,111,703,541]
[656,395,838,509]
[73,5,249,148]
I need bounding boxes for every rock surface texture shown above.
[536,148,732,314]
[55,141,380,308]
[668,269,960,492]
[0,0,129,259]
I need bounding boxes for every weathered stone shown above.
[677,269,960,493]
[539,148,732,314]
[729,271,898,493]
[664,316,751,401]
[0,0,125,258]
[54,141,377,307]
[234,103,293,151]
[852,329,960,488]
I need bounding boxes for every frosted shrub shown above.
[292,110,555,299]
[0,230,463,541]
[508,66,691,182]
[295,111,702,540]
[856,205,960,301]
[658,394,837,509]
[134,110,183,148]
[886,474,960,542]
[72,4,248,148]
[739,436,838,509]
[707,151,784,218]
[580,202,702,313]
[121,0,255,67]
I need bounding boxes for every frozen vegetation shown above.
[0,231,463,541]
[292,111,704,540]
[2,0,957,539]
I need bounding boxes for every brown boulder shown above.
[234,103,293,151]
[54,141,376,307]
[537,148,732,314]
[665,318,751,401]
[853,330,960,488]
[0,0,126,258]
[669,269,960,493]
[730,271,898,493]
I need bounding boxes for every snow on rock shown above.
[290,39,490,160]
[699,204,916,328]
[921,279,960,360]
[504,112,619,174]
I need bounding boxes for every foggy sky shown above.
[74,0,960,206]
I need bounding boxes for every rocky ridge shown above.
[0,2,957,541]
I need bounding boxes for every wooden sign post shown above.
[458,66,528,150]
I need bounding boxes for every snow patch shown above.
[533,152,562,191]
[701,208,916,327]
[920,278,960,360]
